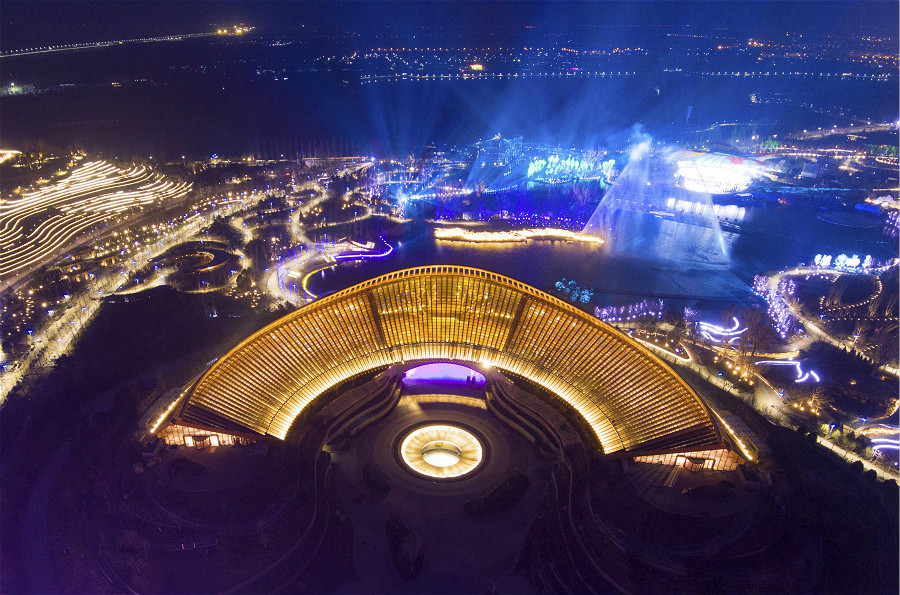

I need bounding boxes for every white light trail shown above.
[698,316,747,343]
[755,359,820,383]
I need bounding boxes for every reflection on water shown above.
[306,203,894,318]
[307,225,750,315]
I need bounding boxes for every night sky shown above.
[3,1,898,52]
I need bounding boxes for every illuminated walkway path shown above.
[768,266,899,377]
[634,335,898,480]
[815,436,899,482]
[0,201,244,403]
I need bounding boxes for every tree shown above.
[244,237,271,270]
[117,530,151,576]
[787,383,832,416]
[861,323,899,372]
[741,305,772,360]
[666,317,688,350]
[125,552,149,577]
[256,528,274,550]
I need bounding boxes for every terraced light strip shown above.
[1,198,241,403]
[0,160,191,279]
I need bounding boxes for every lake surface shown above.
[305,204,895,318]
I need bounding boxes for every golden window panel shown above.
[179,266,721,454]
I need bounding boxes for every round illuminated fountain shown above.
[399,425,484,479]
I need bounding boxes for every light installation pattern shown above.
[526,155,615,183]
[754,360,820,383]
[0,159,191,280]
[595,299,664,323]
[180,267,721,455]
[698,317,747,344]
[671,151,761,194]
[752,274,800,339]
[400,425,484,479]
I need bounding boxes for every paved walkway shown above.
[639,335,899,480]
[769,266,898,377]
[815,436,898,481]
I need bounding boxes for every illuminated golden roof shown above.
[179,265,721,454]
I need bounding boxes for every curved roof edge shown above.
[179,265,722,454]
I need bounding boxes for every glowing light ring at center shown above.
[180,266,722,455]
[400,425,484,479]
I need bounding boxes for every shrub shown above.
[463,470,529,516]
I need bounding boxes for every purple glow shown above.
[595,298,663,322]
[403,362,485,384]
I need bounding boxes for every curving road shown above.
[767,266,899,377]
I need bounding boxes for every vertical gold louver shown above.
[182,266,721,453]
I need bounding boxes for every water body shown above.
[583,141,730,267]
[306,204,893,318]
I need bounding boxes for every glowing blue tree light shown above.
[752,274,800,339]
[594,298,664,323]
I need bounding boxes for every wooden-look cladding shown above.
[180,266,720,453]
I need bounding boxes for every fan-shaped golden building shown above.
[177,265,722,455]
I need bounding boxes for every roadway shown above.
[767,266,899,377]
[785,122,896,141]
[628,327,897,479]
[0,198,249,403]
[0,32,219,59]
